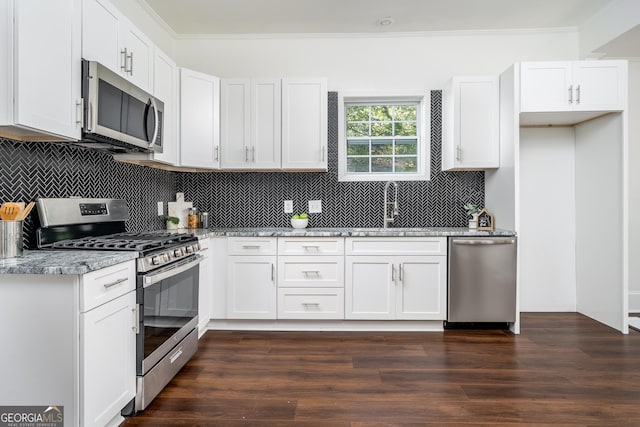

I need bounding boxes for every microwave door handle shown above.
[148,97,159,148]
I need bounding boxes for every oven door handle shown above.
[142,255,204,288]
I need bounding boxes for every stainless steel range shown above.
[36,198,202,414]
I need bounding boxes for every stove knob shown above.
[185,246,193,254]
[174,248,183,257]
[163,253,170,262]
[152,256,161,265]
[195,243,201,251]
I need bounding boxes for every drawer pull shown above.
[302,270,320,277]
[302,302,320,307]
[170,347,183,364]
[103,277,128,288]
[302,245,320,252]
[242,245,261,249]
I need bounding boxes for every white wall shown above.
[628,59,640,312]
[519,127,577,311]
[174,30,578,91]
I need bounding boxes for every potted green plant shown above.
[463,203,481,229]
[165,215,180,230]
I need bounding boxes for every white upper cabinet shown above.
[220,79,281,169]
[281,78,328,171]
[442,76,499,171]
[151,48,178,165]
[520,60,627,113]
[220,77,328,171]
[82,0,153,92]
[0,0,82,141]
[179,67,221,169]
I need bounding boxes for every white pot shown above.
[166,221,179,230]
[290,218,309,229]
[469,214,479,229]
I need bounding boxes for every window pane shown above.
[347,139,370,155]
[394,122,417,136]
[347,122,369,137]
[394,105,416,121]
[371,105,392,121]
[371,139,392,155]
[371,157,393,172]
[347,157,370,172]
[371,122,392,136]
[347,105,369,122]
[395,139,417,155]
[395,157,418,172]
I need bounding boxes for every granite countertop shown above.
[206,227,516,237]
[0,250,139,275]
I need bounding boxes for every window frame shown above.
[338,93,430,182]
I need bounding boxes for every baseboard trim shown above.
[205,319,445,332]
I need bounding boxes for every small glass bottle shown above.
[187,207,199,229]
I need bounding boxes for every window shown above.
[338,94,430,182]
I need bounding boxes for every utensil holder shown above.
[0,220,23,259]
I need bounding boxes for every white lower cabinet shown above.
[0,260,136,427]
[278,287,345,319]
[345,238,447,320]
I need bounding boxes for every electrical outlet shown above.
[157,201,164,216]
[308,200,322,213]
[284,200,293,213]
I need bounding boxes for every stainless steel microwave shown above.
[79,60,163,153]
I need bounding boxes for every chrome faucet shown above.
[383,181,399,228]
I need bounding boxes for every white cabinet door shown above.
[442,76,499,171]
[82,0,122,74]
[180,68,220,169]
[152,48,178,165]
[572,61,626,112]
[281,78,328,170]
[6,0,82,140]
[81,290,136,427]
[395,256,446,320]
[220,78,281,169]
[520,61,626,113]
[220,79,251,168]
[121,20,153,92]
[227,256,277,319]
[520,62,573,112]
[345,256,395,320]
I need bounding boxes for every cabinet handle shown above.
[271,263,275,282]
[576,84,580,104]
[399,264,403,282]
[302,270,320,277]
[120,48,128,72]
[241,245,261,249]
[456,145,462,161]
[104,277,127,288]
[169,347,183,364]
[252,146,256,162]
[76,99,83,127]
[391,264,395,283]
[128,51,134,75]
[302,302,320,307]
[215,145,219,161]
[568,84,573,104]
[132,305,140,334]
[244,146,249,162]
[302,245,320,252]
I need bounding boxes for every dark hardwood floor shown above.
[123,313,640,426]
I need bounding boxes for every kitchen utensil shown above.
[0,202,21,221]
[0,220,23,258]
[16,201,35,221]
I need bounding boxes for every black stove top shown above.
[51,231,198,254]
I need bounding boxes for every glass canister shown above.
[187,207,199,229]
[199,212,209,229]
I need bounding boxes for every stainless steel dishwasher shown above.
[446,236,517,325]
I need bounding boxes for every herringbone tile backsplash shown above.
[0,91,483,249]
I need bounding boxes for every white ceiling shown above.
[142,0,616,36]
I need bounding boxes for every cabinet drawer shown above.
[345,237,447,256]
[227,237,277,255]
[277,288,344,319]
[278,237,344,255]
[80,260,136,312]
[278,256,344,287]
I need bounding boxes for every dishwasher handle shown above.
[452,238,516,246]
